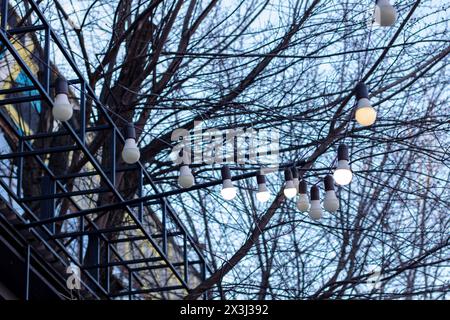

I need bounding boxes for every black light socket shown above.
[355,82,369,100]
[299,180,307,194]
[291,167,299,179]
[310,185,320,201]
[284,168,293,181]
[337,144,349,161]
[324,175,335,191]
[221,165,232,181]
[55,77,68,95]
[256,174,266,185]
[125,123,136,139]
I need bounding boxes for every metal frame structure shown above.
[0,0,210,299]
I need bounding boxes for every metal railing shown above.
[0,0,210,299]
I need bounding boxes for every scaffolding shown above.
[0,0,210,300]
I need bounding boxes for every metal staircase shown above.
[0,0,210,299]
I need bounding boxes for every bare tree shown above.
[3,0,449,299]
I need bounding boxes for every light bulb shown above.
[221,165,236,200]
[355,106,377,126]
[323,175,339,213]
[334,144,353,185]
[52,77,73,121]
[122,138,140,164]
[354,83,376,126]
[178,165,194,188]
[53,93,73,121]
[221,179,236,200]
[323,191,339,212]
[122,123,140,164]
[309,185,322,220]
[297,194,310,212]
[283,168,297,199]
[334,160,352,185]
[284,181,297,199]
[374,0,397,27]
[323,190,339,212]
[309,200,323,220]
[256,174,270,202]
[256,190,270,203]
[296,180,309,212]
[355,98,377,126]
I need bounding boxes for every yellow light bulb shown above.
[355,106,377,126]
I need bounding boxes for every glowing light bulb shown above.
[283,169,297,199]
[52,77,73,121]
[334,160,353,186]
[355,99,377,126]
[309,185,322,220]
[284,181,297,199]
[355,83,376,126]
[333,144,353,186]
[122,124,140,164]
[221,165,236,201]
[178,165,195,188]
[221,179,236,200]
[374,0,397,27]
[323,175,339,213]
[256,174,271,203]
[256,190,270,203]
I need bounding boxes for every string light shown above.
[323,175,339,212]
[374,0,397,27]
[121,123,140,164]
[256,173,271,203]
[5,11,372,217]
[355,82,376,126]
[283,169,297,199]
[221,165,236,201]
[296,180,310,212]
[309,185,323,220]
[52,77,73,121]
[333,144,353,186]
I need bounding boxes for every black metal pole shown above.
[25,244,30,300]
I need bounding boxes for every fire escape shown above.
[0,0,210,299]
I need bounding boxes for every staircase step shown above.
[1,211,21,222]
[52,260,68,274]
[19,229,38,243]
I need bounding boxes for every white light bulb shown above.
[178,165,194,188]
[122,138,140,164]
[333,160,353,185]
[309,200,323,220]
[256,191,270,203]
[256,183,270,203]
[296,194,310,212]
[374,0,397,27]
[284,180,297,199]
[52,93,73,121]
[221,179,236,200]
[323,190,339,213]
